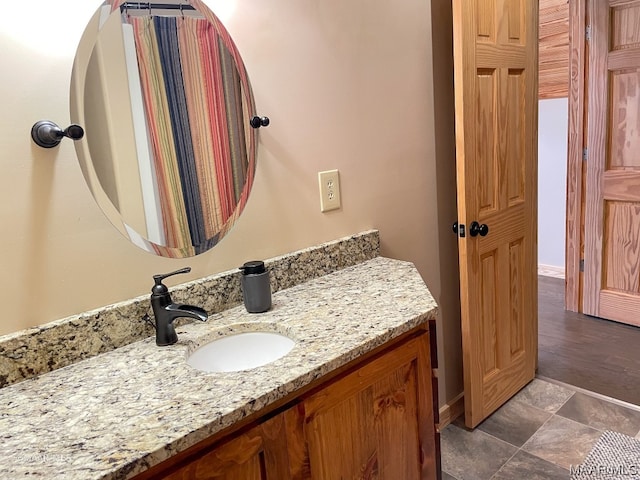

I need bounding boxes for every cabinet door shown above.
[163,414,291,480]
[286,333,437,480]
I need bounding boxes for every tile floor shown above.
[441,378,640,479]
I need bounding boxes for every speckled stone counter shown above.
[0,230,379,388]
[0,256,437,479]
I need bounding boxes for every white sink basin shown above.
[187,331,296,373]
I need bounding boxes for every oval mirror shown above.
[70,0,258,258]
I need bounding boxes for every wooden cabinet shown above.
[160,414,291,480]
[135,325,439,480]
[285,330,438,479]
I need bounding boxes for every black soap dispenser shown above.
[239,261,272,313]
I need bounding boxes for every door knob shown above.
[452,222,458,234]
[469,221,489,237]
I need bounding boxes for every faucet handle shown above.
[152,267,191,295]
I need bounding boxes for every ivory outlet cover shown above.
[318,170,341,212]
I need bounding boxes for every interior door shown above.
[582,0,640,328]
[452,0,539,428]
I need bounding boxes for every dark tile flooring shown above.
[441,275,640,478]
[440,378,640,479]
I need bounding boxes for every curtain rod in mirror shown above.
[119,2,196,12]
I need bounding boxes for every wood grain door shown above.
[452,0,539,428]
[582,0,640,328]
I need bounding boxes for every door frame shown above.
[565,0,587,312]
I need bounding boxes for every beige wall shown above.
[0,0,462,405]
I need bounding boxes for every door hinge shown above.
[579,259,584,272]
[583,148,588,162]
[586,25,591,41]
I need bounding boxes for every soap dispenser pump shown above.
[239,261,272,313]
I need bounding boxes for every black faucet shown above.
[150,267,208,346]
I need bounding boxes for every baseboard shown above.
[438,392,465,429]
[538,264,565,279]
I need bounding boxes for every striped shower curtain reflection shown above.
[125,14,252,256]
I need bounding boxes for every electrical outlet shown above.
[318,169,341,212]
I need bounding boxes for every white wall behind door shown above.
[538,98,568,272]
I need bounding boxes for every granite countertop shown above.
[0,256,438,479]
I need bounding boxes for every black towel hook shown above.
[31,120,84,149]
